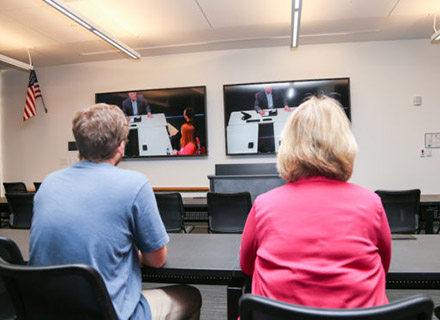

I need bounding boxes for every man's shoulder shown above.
[109,166,149,183]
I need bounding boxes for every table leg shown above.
[424,207,434,234]
[227,284,243,320]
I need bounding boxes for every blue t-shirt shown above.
[29,161,169,320]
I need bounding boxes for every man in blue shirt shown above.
[122,92,152,117]
[30,103,201,320]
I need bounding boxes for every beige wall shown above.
[1,39,440,194]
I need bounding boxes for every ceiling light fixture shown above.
[432,30,440,41]
[291,0,303,48]
[42,0,140,59]
[432,14,440,42]
[0,54,34,71]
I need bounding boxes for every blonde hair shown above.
[72,103,129,161]
[277,96,357,182]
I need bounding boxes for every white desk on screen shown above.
[226,108,294,154]
[129,114,171,156]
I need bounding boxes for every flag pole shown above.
[27,49,48,113]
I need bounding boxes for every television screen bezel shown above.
[95,85,208,159]
[222,77,351,156]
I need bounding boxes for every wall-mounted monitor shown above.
[223,78,350,156]
[96,86,207,159]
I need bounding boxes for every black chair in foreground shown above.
[3,182,28,194]
[5,193,35,229]
[0,259,118,320]
[435,306,440,320]
[375,189,421,234]
[0,237,25,265]
[239,293,434,320]
[207,192,252,233]
[0,237,25,320]
[155,193,194,233]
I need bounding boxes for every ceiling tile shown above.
[70,0,210,38]
[302,0,398,21]
[198,0,291,28]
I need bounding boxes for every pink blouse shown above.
[240,176,391,308]
[178,142,196,155]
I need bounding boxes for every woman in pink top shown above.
[174,123,196,155]
[240,96,391,308]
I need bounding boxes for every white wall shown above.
[1,39,440,194]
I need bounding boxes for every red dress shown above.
[240,176,391,308]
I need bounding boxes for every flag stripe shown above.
[23,70,43,121]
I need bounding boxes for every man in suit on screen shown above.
[122,92,152,117]
[254,85,291,115]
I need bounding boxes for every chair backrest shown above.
[155,193,185,233]
[375,189,420,234]
[207,192,252,233]
[3,182,28,194]
[0,237,25,320]
[0,237,25,265]
[5,193,35,229]
[0,259,118,320]
[33,182,42,191]
[239,293,434,320]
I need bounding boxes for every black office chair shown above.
[207,192,252,233]
[375,189,420,234]
[239,293,434,320]
[0,237,25,320]
[33,182,42,191]
[435,306,440,320]
[3,182,28,193]
[0,237,25,265]
[155,193,194,233]
[0,259,118,320]
[5,193,35,229]
[0,202,10,228]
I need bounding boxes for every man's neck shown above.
[79,157,118,166]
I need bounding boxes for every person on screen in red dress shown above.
[173,123,196,155]
[240,95,391,309]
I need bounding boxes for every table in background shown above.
[420,194,440,234]
[182,197,208,222]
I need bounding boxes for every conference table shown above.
[0,229,440,320]
[0,230,244,320]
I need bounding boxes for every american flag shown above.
[24,70,46,121]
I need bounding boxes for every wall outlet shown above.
[426,149,432,157]
[413,96,422,106]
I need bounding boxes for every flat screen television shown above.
[223,78,350,155]
[96,86,207,158]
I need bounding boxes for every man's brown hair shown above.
[72,103,129,161]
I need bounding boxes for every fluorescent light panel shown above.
[432,29,440,42]
[42,0,140,60]
[291,0,302,48]
[0,54,34,71]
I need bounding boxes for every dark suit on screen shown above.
[254,89,287,113]
[122,95,151,116]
